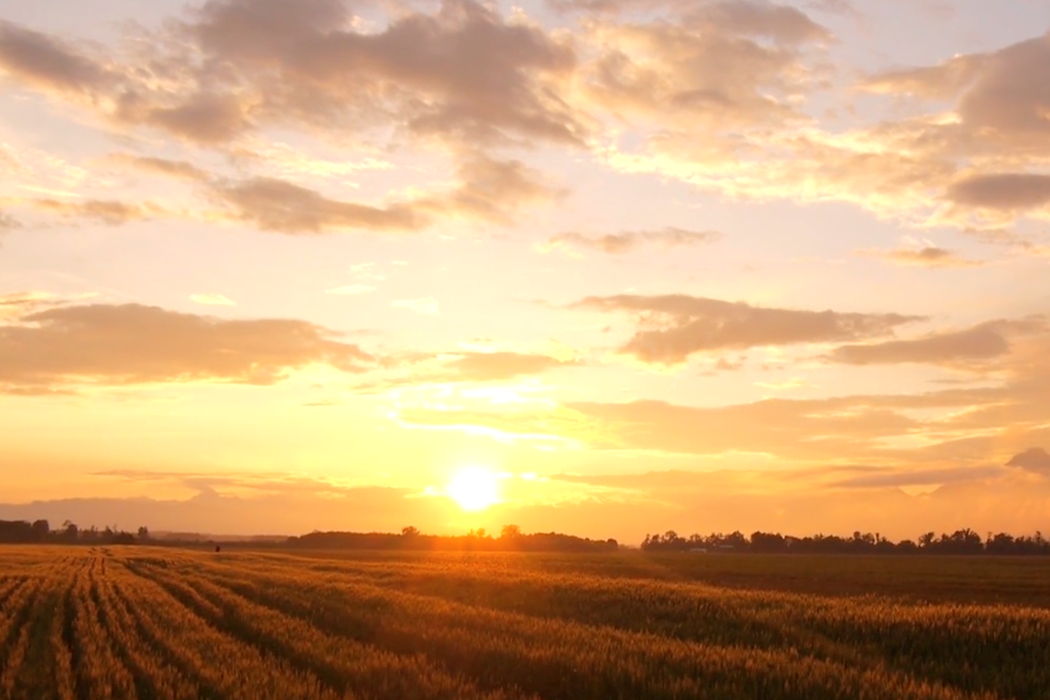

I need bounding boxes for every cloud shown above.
[132,92,252,145]
[354,350,575,392]
[1007,448,1050,475]
[326,285,376,296]
[0,210,19,238]
[397,328,1050,466]
[29,198,164,226]
[400,396,918,461]
[594,25,1050,231]
[571,294,922,364]
[189,293,236,306]
[436,352,572,381]
[109,154,210,181]
[0,291,68,320]
[545,227,721,254]
[826,318,1046,368]
[0,20,110,94]
[438,154,564,224]
[206,152,560,234]
[580,3,829,133]
[392,297,439,316]
[859,246,983,269]
[173,0,585,147]
[946,173,1050,213]
[829,464,1007,490]
[209,177,429,234]
[0,301,375,392]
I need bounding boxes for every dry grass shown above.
[1,546,1047,700]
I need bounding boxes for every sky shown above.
[1,0,1049,542]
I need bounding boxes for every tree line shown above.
[641,529,1050,555]
[0,520,147,545]
[288,525,620,552]
[6,518,1049,555]
[0,520,618,552]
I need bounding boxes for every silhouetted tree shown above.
[501,524,522,539]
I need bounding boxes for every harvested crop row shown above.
[190,552,1050,699]
[157,557,992,700]
[126,558,533,700]
[103,563,346,700]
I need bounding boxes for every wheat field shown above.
[1,547,1048,700]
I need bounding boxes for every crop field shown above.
[1,547,1048,700]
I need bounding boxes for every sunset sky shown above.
[2,0,1049,541]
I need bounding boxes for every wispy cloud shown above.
[189,293,236,306]
[544,227,721,255]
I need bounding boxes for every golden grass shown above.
[1,546,1047,700]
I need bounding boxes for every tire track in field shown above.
[125,558,527,700]
[109,562,342,700]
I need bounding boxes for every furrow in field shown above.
[3,568,70,700]
[126,558,531,700]
[106,561,344,700]
[70,557,140,700]
[159,557,992,700]
[51,568,79,700]
[0,577,41,698]
[0,578,23,608]
[91,558,199,700]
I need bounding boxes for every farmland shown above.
[1,547,1048,700]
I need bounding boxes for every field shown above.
[1,548,1048,700]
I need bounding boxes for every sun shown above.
[446,467,501,512]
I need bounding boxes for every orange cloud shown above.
[108,154,210,182]
[0,301,375,392]
[545,227,721,254]
[208,177,428,234]
[826,318,1046,369]
[859,246,983,269]
[189,293,236,306]
[0,20,111,95]
[571,294,922,364]
[359,351,576,391]
[29,198,166,226]
[946,173,1050,213]
[1007,447,1050,475]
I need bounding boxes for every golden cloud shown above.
[571,294,922,364]
[0,301,375,392]
[545,227,721,254]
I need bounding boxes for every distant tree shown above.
[500,524,521,540]
[31,519,50,542]
[137,526,150,541]
[918,531,936,549]
[401,526,420,537]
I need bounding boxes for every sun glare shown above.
[446,467,500,511]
